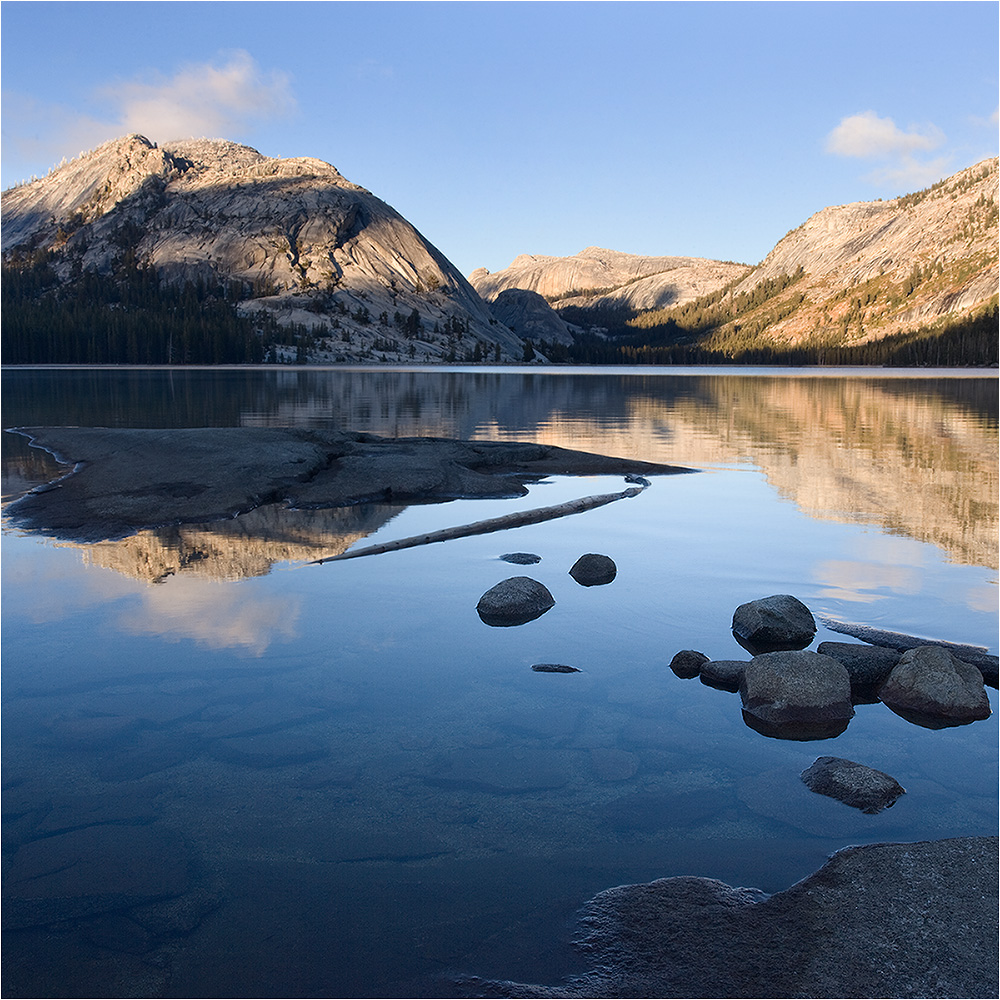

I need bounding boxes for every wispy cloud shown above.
[107,50,296,142]
[2,51,295,175]
[825,110,943,159]
[824,110,951,191]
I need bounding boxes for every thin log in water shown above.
[818,615,998,671]
[308,486,645,565]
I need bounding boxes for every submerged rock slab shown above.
[6,427,690,542]
[475,836,998,998]
[800,756,906,814]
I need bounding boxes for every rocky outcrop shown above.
[732,594,817,653]
[721,158,999,349]
[800,756,905,814]
[476,577,555,627]
[878,645,993,727]
[470,246,750,316]
[739,650,854,740]
[487,288,578,346]
[1,134,525,363]
[474,837,999,998]
[8,426,687,543]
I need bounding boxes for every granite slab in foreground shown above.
[6,427,691,542]
[465,837,998,999]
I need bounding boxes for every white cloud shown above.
[825,111,943,159]
[107,50,296,142]
[2,51,295,179]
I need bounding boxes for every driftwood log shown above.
[818,615,998,676]
[309,486,644,564]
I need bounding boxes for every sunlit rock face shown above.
[730,158,999,344]
[470,245,750,313]
[1,134,525,362]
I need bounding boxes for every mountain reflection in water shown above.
[3,367,996,572]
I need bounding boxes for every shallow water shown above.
[2,366,997,997]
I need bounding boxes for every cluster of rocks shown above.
[476,552,617,629]
[671,594,994,740]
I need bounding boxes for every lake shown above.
[2,365,997,998]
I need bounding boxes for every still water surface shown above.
[2,367,997,997]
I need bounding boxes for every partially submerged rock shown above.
[699,659,746,692]
[475,837,999,998]
[531,663,580,673]
[732,594,816,654]
[500,552,542,565]
[818,615,999,687]
[668,649,708,679]
[6,427,689,542]
[878,645,992,728]
[569,553,617,587]
[816,641,901,702]
[800,756,905,814]
[740,650,854,740]
[477,577,555,627]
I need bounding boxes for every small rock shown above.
[740,650,854,740]
[800,756,906,814]
[531,663,581,673]
[477,576,555,626]
[669,650,709,679]
[816,642,901,701]
[569,553,617,587]
[500,552,541,565]
[878,645,991,727]
[732,594,816,653]
[699,659,747,692]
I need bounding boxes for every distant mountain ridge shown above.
[471,159,998,364]
[470,246,750,313]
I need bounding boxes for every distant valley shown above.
[2,135,996,366]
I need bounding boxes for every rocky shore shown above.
[466,836,998,998]
[6,427,689,542]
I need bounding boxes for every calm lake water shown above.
[2,366,997,998]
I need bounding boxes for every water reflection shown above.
[76,503,403,582]
[3,368,996,573]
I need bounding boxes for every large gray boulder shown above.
[476,576,555,627]
[732,594,816,653]
[800,756,905,814]
[878,645,992,727]
[740,650,854,740]
[816,641,901,701]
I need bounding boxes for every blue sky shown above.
[2,2,997,275]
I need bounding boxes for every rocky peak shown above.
[2,135,525,363]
